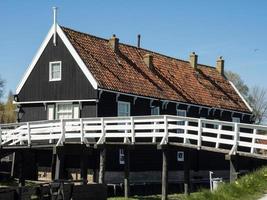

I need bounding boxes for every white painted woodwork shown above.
[0,115,267,159]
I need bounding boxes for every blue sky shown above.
[0,0,267,99]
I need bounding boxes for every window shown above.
[118,101,130,116]
[151,106,160,115]
[177,151,184,162]
[232,117,240,123]
[55,103,80,120]
[177,109,187,133]
[49,61,62,81]
[119,149,125,165]
[57,104,73,119]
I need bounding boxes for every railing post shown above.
[27,122,31,146]
[131,117,135,144]
[97,118,106,144]
[197,119,202,149]
[231,123,239,155]
[160,115,169,145]
[251,128,257,154]
[80,118,84,144]
[183,120,189,144]
[215,124,222,148]
[61,119,65,144]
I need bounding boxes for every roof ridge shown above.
[60,25,215,70]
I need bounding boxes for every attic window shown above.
[49,61,62,81]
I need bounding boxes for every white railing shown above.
[1,115,267,157]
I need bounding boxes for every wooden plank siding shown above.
[17,34,97,102]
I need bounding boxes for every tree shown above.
[2,91,16,123]
[248,87,267,124]
[225,71,267,124]
[225,71,249,98]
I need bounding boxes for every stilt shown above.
[10,152,15,178]
[124,147,130,198]
[98,147,106,184]
[225,154,239,183]
[162,148,168,200]
[51,147,57,180]
[184,150,190,195]
[55,147,65,180]
[18,151,25,187]
[80,151,88,185]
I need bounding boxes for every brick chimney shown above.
[189,52,198,69]
[109,34,119,52]
[216,56,224,75]
[143,54,153,70]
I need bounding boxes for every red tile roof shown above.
[61,26,251,113]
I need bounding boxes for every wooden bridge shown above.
[1,115,267,200]
[1,115,267,157]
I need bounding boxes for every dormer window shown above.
[49,61,62,81]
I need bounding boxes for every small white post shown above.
[160,115,168,145]
[209,171,213,191]
[97,118,105,144]
[131,117,135,144]
[229,123,239,155]
[80,118,84,144]
[197,119,202,149]
[61,119,65,144]
[215,124,222,148]
[27,122,31,146]
[52,7,58,46]
[183,120,189,144]
[251,128,257,154]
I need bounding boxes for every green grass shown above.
[109,166,267,200]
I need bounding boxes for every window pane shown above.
[50,62,61,81]
[57,104,73,119]
[118,102,130,116]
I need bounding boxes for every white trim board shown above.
[13,99,98,105]
[16,24,98,94]
[229,81,253,112]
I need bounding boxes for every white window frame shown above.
[117,101,131,116]
[56,103,73,119]
[49,61,62,81]
[232,117,240,123]
[177,109,187,118]
[119,149,125,165]
[177,151,184,162]
[151,106,160,115]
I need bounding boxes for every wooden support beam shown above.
[51,147,57,180]
[80,152,88,185]
[162,148,168,200]
[55,147,65,180]
[225,154,239,183]
[98,148,106,184]
[184,150,190,195]
[18,151,25,187]
[124,147,130,198]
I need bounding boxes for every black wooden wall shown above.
[17,34,97,102]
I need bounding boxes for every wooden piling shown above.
[55,147,65,180]
[98,147,106,184]
[225,154,239,183]
[18,151,25,187]
[162,148,168,200]
[124,147,130,198]
[184,150,190,195]
[80,152,88,185]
